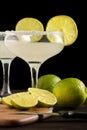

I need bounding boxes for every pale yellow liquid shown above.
[0,41,14,59]
[5,41,64,62]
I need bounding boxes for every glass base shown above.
[0,89,11,97]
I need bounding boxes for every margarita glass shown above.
[0,32,15,97]
[5,31,64,88]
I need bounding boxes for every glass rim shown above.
[5,30,64,36]
[0,31,5,35]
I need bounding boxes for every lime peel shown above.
[38,74,61,92]
[53,78,86,108]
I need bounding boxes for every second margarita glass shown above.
[5,31,64,88]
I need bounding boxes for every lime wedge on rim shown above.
[15,17,44,41]
[46,15,78,46]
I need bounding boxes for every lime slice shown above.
[1,95,14,107]
[11,92,38,110]
[1,93,30,107]
[28,88,57,107]
[46,15,78,46]
[15,17,44,41]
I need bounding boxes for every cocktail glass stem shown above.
[29,62,41,88]
[0,59,11,97]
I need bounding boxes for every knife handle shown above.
[61,111,87,118]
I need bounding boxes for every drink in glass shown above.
[5,31,64,88]
[0,32,15,97]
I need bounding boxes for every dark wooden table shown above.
[0,113,87,130]
[0,93,87,130]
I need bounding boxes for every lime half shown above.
[28,88,57,107]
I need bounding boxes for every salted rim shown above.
[4,30,64,36]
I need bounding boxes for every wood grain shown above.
[0,104,52,126]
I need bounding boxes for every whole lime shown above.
[38,74,61,92]
[53,77,86,108]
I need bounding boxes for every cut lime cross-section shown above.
[2,92,38,110]
[11,92,38,109]
[1,95,13,107]
[28,88,57,107]
[15,17,44,41]
[46,15,78,46]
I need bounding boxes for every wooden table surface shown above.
[0,113,87,130]
[0,94,87,130]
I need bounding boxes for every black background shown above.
[0,1,86,90]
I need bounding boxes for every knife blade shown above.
[9,111,87,118]
[10,111,59,116]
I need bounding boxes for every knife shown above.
[59,111,87,118]
[10,111,87,118]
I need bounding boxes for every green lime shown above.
[38,74,61,92]
[85,87,87,93]
[53,77,86,108]
[85,87,87,98]
[28,88,57,107]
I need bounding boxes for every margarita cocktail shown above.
[0,32,15,97]
[5,31,64,87]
